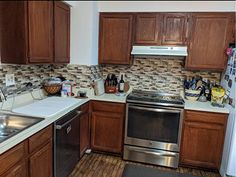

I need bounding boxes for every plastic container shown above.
[185,89,201,101]
[62,81,72,96]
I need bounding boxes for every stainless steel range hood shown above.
[131,46,188,57]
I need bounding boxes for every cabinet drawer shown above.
[185,110,228,125]
[91,101,125,113]
[28,125,52,154]
[79,102,89,114]
[0,141,26,175]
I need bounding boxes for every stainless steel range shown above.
[123,90,184,168]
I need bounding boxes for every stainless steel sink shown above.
[0,114,44,143]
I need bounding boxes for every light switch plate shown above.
[5,74,15,86]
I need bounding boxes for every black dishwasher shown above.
[54,109,81,177]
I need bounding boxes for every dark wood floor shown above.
[70,153,221,177]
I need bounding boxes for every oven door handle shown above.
[128,105,181,113]
[56,111,82,130]
[127,147,178,157]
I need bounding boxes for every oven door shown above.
[125,103,184,152]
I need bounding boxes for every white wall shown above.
[65,1,98,65]
[98,1,236,12]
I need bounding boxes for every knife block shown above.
[105,86,116,93]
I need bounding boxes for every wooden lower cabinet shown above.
[0,125,53,177]
[29,141,53,177]
[91,101,125,154]
[80,103,90,157]
[0,141,27,177]
[180,110,228,170]
[1,161,27,177]
[28,125,53,177]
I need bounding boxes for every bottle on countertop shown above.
[62,80,72,97]
[205,79,212,101]
[118,74,125,93]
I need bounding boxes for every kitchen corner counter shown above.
[0,97,89,155]
[184,100,230,114]
[90,93,127,103]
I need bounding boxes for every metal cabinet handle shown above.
[56,111,82,130]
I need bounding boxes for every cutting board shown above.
[13,97,82,118]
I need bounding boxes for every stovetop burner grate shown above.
[127,90,184,107]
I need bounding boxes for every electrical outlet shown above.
[5,74,15,86]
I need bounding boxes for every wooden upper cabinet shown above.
[162,13,188,45]
[186,13,234,71]
[134,13,188,46]
[134,13,161,45]
[229,18,236,43]
[99,13,133,65]
[28,1,53,63]
[0,1,28,64]
[0,1,70,64]
[54,1,70,63]
[180,110,228,170]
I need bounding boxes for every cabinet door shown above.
[1,162,27,177]
[28,1,53,63]
[134,13,161,45]
[162,13,188,45]
[99,13,133,65]
[230,19,236,43]
[29,141,53,177]
[80,112,90,157]
[0,1,28,64]
[91,112,123,153]
[180,111,227,169]
[186,13,233,70]
[0,142,26,176]
[54,1,70,63]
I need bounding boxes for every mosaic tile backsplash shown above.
[100,57,221,95]
[0,57,221,97]
[0,64,52,96]
[0,64,101,97]
[51,64,102,88]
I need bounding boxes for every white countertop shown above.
[0,89,128,154]
[0,97,89,154]
[0,89,230,154]
[91,92,229,114]
[90,93,127,103]
[12,97,86,118]
[184,99,229,114]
